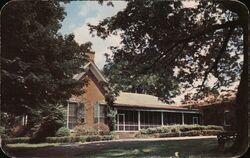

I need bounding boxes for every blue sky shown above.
[58,1,238,102]
[59,1,127,69]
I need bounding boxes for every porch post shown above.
[138,110,141,130]
[67,102,69,128]
[161,112,164,126]
[182,113,185,125]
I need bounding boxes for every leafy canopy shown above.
[1,1,91,115]
[89,1,243,102]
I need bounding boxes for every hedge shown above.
[137,124,223,138]
[4,135,114,144]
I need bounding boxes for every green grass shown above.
[7,143,61,148]
[85,138,234,158]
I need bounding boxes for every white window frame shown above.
[67,101,79,130]
[117,114,125,131]
[192,117,199,124]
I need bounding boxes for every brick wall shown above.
[73,70,105,127]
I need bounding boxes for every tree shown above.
[103,58,179,102]
[89,0,248,153]
[1,1,91,115]
[1,1,92,139]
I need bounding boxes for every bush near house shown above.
[55,127,70,137]
[93,123,110,135]
[4,135,114,144]
[136,124,223,138]
[73,125,98,136]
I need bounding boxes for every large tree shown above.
[1,1,90,119]
[89,0,248,153]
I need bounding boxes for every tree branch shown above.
[199,26,235,89]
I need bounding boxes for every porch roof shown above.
[100,92,198,111]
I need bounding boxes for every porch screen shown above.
[140,111,161,129]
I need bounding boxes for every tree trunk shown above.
[231,5,249,154]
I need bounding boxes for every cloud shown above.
[71,1,127,69]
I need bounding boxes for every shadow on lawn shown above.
[3,138,237,158]
[79,139,235,158]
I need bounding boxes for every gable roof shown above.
[100,92,197,111]
[73,61,107,82]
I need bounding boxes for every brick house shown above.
[66,52,236,131]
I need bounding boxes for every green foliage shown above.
[93,123,110,135]
[1,1,90,115]
[89,1,243,102]
[138,124,223,136]
[106,106,117,131]
[30,105,65,143]
[4,137,31,144]
[5,135,114,144]
[55,127,70,137]
[73,125,98,136]
[0,126,6,135]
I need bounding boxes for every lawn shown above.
[84,138,234,158]
[3,137,236,158]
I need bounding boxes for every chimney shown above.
[86,51,95,62]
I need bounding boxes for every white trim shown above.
[111,107,200,114]
[138,110,141,130]
[192,117,199,124]
[98,103,100,126]
[117,114,125,131]
[89,61,107,82]
[161,112,164,126]
[66,102,69,129]
[182,113,185,125]
[73,61,107,82]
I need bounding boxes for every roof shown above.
[181,91,236,108]
[100,92,197,111]
[73,61,107,82]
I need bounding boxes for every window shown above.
[192,117,199,124]
[94,103,106,124]
[224,110,230,126]
[68,102,78,129]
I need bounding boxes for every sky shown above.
[59,1,127,69]
[59,1,198,70]
[59,1,239,103]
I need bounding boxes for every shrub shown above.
[5,137,31,144]
[46,137,70,143]
[102,135,114,140]
[86,135,101,142]
[10,125,27,137]
[201,130,223,136]
[180,130,202,137]
[93,123,110,135]
[137,124,224,138]
[0,126,5,135]
[55,127,70,137]
[156,132,180,138]
[73,125,97,136]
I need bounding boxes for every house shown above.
[66,52,235,131]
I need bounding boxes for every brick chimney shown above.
[86,51,95,62]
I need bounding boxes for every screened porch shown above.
[115,108,201,131]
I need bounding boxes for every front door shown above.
[117,114,125,131]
